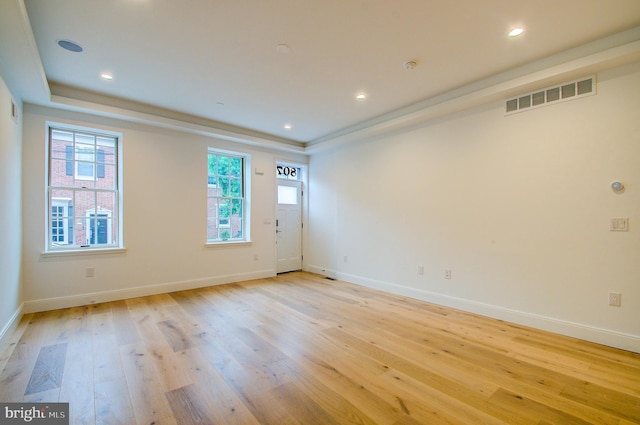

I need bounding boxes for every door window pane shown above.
[278,185,297,205]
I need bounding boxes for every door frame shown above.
[275,161,307,273]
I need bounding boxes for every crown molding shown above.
[306,28,640,154]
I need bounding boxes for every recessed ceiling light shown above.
[284,123,292,130]
[356,93,367,101]
[57,39,83,53]
[100,72,113,81]
[508,27,524,37]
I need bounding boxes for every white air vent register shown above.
[505,76,596,115]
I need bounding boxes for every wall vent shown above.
[505,75,595,115]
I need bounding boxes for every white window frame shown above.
[46,123,123,252]
[207,148,251,244]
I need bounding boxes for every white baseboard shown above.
[23,269,276,313]
[307,265,640,354]
[0,303,24,351]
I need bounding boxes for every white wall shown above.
[22,105,307,311]
[0,74,23,343]
[308,62,640,352]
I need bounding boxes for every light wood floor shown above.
[1,272,638,425]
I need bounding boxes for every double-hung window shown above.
[47,126,122,251]
[207,150,248,242]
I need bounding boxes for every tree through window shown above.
[207,151,247,242]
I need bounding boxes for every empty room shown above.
[1,0,639,424]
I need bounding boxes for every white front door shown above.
[276,180,302,273]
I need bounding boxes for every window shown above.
[276,164,301,180]
[277,185,298,205]
[47,126,121,250]
[207,150,247,242]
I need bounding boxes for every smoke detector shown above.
[403,60,417,70]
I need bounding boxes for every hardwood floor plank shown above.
[94,380,135,425]
[324,366,404,424]
[275,359,384,425]
[270,381,342,425]
[93,332,121,383]
[232,326,289,364]
[22,387,60,403]
[320,327,511,421]
[351,309,632,423]
[377,368,509,425]
[560,380,640,423]
[199,337,303,425]
[168,290,213,316]
[246,313,403,425]
[147,344,193,392]
[6,312,54,364]
[60,339,95,424]
[371,330,622,425]
[94,333,135,425]
[134,293,180,323]
[239,288,333,334]
[0,359,33,401]
[119,343,178,425]
[125,296,169,347]
[391,415,430,425]
[110,300,140,346]
[249,285,332,321]
[24,342,67,395]
[157,320,192,352]
[0,271,638,425]
[166,384,215,425]
[488,387,592,425]
[175,346,262,425]
[0,313,33,372]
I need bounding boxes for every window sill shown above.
[205,240,252,248]
[41,247,127,258]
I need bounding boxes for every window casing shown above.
[47,126,122,251]
[207,150,248,242]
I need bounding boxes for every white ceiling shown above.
[3,0,640,146]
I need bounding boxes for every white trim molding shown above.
[23,269,275,314]
[0,304,24,353]
[307,265,640,354]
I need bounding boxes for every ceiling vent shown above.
[505,75,595,115]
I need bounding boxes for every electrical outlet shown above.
[608,292,621,307]
[417,265,424,275]
[343,256,348,263]
[86,267,95,278]
[609,218,629,232]
[444,269,452,280]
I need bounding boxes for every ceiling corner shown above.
[0,0,50,103]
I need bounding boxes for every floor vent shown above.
[505,75,595,115]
